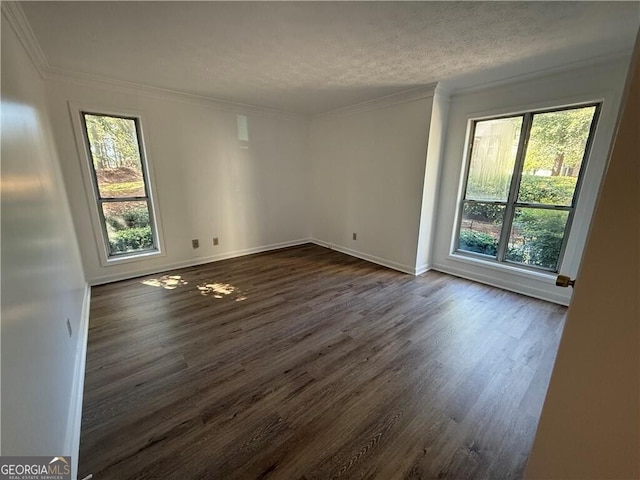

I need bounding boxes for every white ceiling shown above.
[20,1,640,114]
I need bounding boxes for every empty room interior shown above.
[1,1,639,479]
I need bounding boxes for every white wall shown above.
[416,87,449,273]
[432,58,630,304]
[1,9,88,462]
[525,38,639,479]
[29,45,633,304]
[45,78,310,285]
[309,89,435,273]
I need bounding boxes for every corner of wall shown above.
[64,283,91,480]
[0,2,49,77]
[415,84,451,271]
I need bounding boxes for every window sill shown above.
[447,251,558,283]
[102,248,164,267]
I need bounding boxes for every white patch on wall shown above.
[237,114,249,146]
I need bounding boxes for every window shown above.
[80,112,159,259]
[456,104,599,272]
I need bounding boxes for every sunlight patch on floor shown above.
[141,275,188,290]
[141,274,247,300]
[197,282,247,301]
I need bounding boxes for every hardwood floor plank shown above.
[79,244,565,479]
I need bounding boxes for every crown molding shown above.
[4,0,630,121]
[1,1,49,78]
[312,84,438,120]
[43,67,307,121]
[1,1,306,121]
[449,49,633,98]
[3,0,431,121]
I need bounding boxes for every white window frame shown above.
[70,102,165,266]
[453,102,601,273]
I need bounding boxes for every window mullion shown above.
[100,196,149,203]
[497,113,533,262]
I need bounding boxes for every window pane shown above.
[84,114,146,198]
[519,106,596,206]
[102,201,153,255]
[506,207,570,270]
[465,116,523,202]
[458,202,505,257]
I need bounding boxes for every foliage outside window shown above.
[82,113,158,257]
[456,104,599,272]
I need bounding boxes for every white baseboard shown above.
[309,238,331,249]
[415,263,432,276]
[432,262,571,306]
[310,239,568,305]
[65,282,91,480]
[89,238,312,285]
[309,239,418,275]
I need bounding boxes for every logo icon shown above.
[0,456,71,479]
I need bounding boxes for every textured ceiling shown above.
[19,1,640,114]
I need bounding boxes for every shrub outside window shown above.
[456,103,600,272]
[81,112,159,259]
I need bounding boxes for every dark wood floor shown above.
[79,244,565,480]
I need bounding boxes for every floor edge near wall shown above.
[431,263,571,306]
[89,238,314,286]
[89,238,569,306]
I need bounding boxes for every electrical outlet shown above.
[192,239,199,249]
[352,232,357,240]
[213,237,219,246]
[66,318,72,338]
